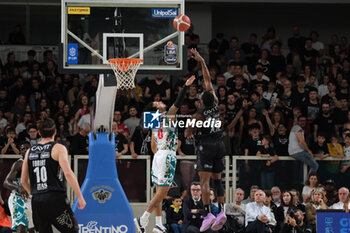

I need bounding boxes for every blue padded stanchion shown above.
[72,132,136,233]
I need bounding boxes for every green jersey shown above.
[152,111,178,152]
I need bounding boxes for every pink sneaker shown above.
[200,213,216,232]
[211,211,227,231]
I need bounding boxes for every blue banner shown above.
[317,211,350,233]
[152,8,178,18]
[67,43,78,64]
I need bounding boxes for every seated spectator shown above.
[302,172,319,203]
[67,123,90,156]
[256,135,278,189]
[144,74,171,104]
[306,88,320,122]
[177,131,196,189]
[310,132,329,159]
[113,110,130,139]
[262,81,278,109]
[77,103,93,130]
[324,180,339,206]
[167,196,184,233]
[74,94,89,125]
[340,133,350,188]
[272,124,289,156]
[305,189,328,232]
[271,186,282,207]
[262,191,277,230]
[209,189,219,216]
[0,127,19,154]
[217,86,227,105]
[245,190,273,233]
[56,114,72,142]
[321,81,339,110]
[224,188,246,233]
[289,189,305,213]
[331,187,350,211]
[280,209,311,233]
[275,191,295,233]
[184,85,199,114]
[223,62,236,81]
[313,103,336,142]
[23,124,41,146]
[325,135,344,181]
[318,75,329,98]
[288,115,319,179]
[123,106,140,141]
[242,185,259,204]
[129,122,152,158]
[111,121,128,159]
[183,182,204,233]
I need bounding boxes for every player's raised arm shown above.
[167,75,196,121]
[190,48,218,101]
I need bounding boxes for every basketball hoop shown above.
[108,58,143,90]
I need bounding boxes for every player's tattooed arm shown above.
[167,75,196,122]
[190,48,218,104]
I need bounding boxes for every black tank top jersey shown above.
[197,104,223,138]
[28,142,66,195]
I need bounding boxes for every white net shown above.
[108,58,143,90]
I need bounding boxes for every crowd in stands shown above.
[1,25,350,232]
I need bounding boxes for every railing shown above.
[1,154,348,204]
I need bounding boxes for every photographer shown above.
[280,209,311,233]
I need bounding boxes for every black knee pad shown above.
[214,179,224,197]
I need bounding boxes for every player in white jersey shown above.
[135,76,195,233]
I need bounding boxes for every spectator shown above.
[272,124,289,156]
[10,94,27,121]
[224,62,236,81]
[23,124,41,146]
[0,108,8,134]
[324,135,344,181]
[77,103,93,130]
[184,85,199,113]
[144,74,171,104]
[217,86,227,105]
[263,190,277,216]
[310,132,329,159]
[321,81,339,109]
[302,38,319,72]
[8,25,25,44]
[313,102,336,141]
[256,135,278,189]
[241,33,260,73]
[324,180,339,206]
[245,190,273,233]
[183,182,204,233]
[209,189,219,216]
[280,209,310,233]
[250,69,268,91]
[129,122,152,158]
[74,94,89,124]
[227,74,245,94]
[56,114,72,141]
[242,185,259,204]
[318,75,329,98]
[288,115,319,177]
[288,26,306,53]
[269,43,286,79]
[123,106,140,141]
[111,121,128,159]
[166,196,184,233]
[262,81,278,109]
[289,189,305,212]
[225,36,245,62]
[331,187,350,211]
[340,133,350,188]
[274,191,295,233]
[302,172,319,203]
[224,188,246,233]
[310,31,324,52]
[305,188,328,232]
[257,50,272,78]
[113,110,130,139]
[15,111,33,134]
[68,123,90,156]
[306,88,320,122]
[291,76,308,112]
[0,127,19,154]
[208,33,229,67]
[271,186,282,207]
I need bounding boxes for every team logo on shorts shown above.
[143,110,161,129]
[92,189,112,204]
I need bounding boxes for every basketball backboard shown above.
[60,0,186,74]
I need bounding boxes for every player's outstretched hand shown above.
[185,75,196,86]
[190,48,204,62]
[78,196,86,209]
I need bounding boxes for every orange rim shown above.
[108,58,143,72]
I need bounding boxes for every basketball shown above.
[173,14,191,32]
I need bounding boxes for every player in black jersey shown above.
[185,49,227,232]
[21,118,86,233]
